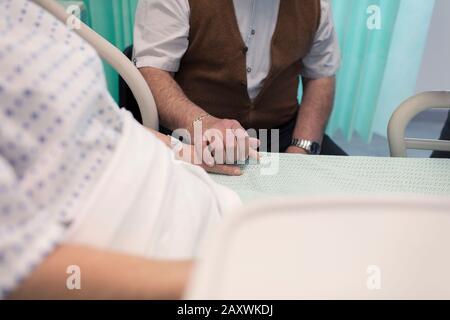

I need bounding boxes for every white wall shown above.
[415,0,450,92]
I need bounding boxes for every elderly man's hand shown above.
[195,116,260,166]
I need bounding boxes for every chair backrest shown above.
[186,196,450,299]
[432,110,450,158]
[32,0,159,130]
[118,45,143,124]
[388,91,450,157]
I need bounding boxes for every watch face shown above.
[310,142,321,155]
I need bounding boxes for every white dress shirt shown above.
[134,0,341,100]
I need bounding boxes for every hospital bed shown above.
[34,0,450,299]
[194,96,450,298]
[186,196,450,299]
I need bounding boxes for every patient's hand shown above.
[148,127,244,176]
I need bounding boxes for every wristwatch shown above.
[290,138,321,155]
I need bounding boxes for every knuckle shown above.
[223,119,234,127]
[230,120,241,127]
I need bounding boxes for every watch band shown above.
[291,138,321,155]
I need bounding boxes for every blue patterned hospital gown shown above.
[0,0,125,297]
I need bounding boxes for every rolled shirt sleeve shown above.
[133,0,190,72]
[300,0,341,79]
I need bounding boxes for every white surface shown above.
[187,196,450,299]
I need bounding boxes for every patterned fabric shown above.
[211,154,450,203]
[0,0,124,297]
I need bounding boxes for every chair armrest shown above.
[388,91,450,157]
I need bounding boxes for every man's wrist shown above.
[290,138,321,155]
[192,113,211,128]
[187,112,213,130]
[185,112,219,144]
[286,145,308,154]
[191,113,220,132]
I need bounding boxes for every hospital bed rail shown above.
[32,0,159,130]
[388,91,450,157]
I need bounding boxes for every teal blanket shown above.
[210,154,450,203]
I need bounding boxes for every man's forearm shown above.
[139,67,206,131]
[139,67,258,166]
[9,245,192,300]
[292,76,336,143]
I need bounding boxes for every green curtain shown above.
[75,0,434,141]
[327,0,435,141]
[81,0,139,101]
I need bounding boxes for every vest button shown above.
[243,47,248,54]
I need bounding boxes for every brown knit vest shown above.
[175,0,321,129]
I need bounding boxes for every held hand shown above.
[197,116,260,165]
[147,126,243,176]
[202,163,242,176]
[171,138,242,176]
